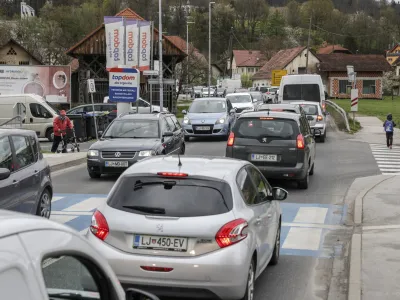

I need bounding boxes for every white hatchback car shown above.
[86,155,288,300]
[0,210,158,300]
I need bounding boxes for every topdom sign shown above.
[108,68,140,103]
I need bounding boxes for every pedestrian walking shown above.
[51,110,73,153]
[383,113,396,149]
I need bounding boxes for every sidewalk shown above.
[347,174,400,300]
[350,116,400,145]
[43,152,87,172]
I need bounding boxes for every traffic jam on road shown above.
[0,73,338,300]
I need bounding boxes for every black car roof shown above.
[193,97,226,102]
[0,128,37,137]
[238,111,300,121]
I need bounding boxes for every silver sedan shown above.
[86,155,288,300]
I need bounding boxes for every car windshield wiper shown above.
[133,180,176,191]
[48,292,98,300]
[123,205,166,214]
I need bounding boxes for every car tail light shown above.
[90,210,109,241]
[215,219,248,248]
[140,266,173,272]
[296,134,305,149]
[227,132,235,146]
[317,115,323,121]
[157,172,188,177]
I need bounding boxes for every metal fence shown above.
[325,100,350,132]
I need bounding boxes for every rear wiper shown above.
[134,180,176,191]
[123,205,166,214]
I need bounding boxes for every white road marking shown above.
[382,173,400,175]
[52,196,64,202]
[62,197,106,212]
[364,224,400,230]
[293,207,328,224]
[282,227,322,251]
[376,161,400,165]
[282,222,345,230]
[370,144,400,174]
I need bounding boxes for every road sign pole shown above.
[87,79,99,140]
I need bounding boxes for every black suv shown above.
[225,111,319,189]
[87,113,185,178]
[0,129,53,217]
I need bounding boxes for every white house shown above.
[228,50,266,78]
[252,46,320,87]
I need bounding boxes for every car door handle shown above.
[34,170,39,176]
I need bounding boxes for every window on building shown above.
[248,67,254,73]
[298,67,306,74]
[0,61,6,65]
[339,80,349,94]
[363,80,376,94]
[19,61,29,65]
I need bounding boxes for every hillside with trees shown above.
[0,0,399,69]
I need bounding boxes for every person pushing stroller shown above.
[383,113,396,149]
[51,110,73,153]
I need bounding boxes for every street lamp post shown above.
[186,21,194,99]
[159,0,164,112]
[208,1,215,96]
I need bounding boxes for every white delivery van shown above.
[0,94,59,141]
[278,74,326,111]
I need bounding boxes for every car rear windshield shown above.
[189,100,227,113]
[300,104,318,115]
[283,84,320,101]
[233,117,299,140]
[226,94,252,104]
[250,93,262,101]
[259,87,268,93]
[107,176,233,217]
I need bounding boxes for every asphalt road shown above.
[48,120,379,300]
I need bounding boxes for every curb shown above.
[349,175,395,300]
[50,157,86,172]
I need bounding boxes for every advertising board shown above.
[108,68,140,102]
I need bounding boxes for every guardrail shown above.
[325,100,350,132]
[0,115,23,128]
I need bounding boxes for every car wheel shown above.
[320,131,326,143]
[297,170,309,189]
[88,170,101,179]
[241,259,255,300]
[184,136,190,142]
[46,128,54,142]
[269,222,281,266]
[36,188,51,219]
[309,163,314,176]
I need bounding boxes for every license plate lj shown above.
[251,154,277,162]
[105,161,129,167]
[133,235,188,252]
[196,126,210,131]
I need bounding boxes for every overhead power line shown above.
[312,24,378,38]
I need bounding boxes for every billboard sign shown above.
[125,20,138,68]
[138,21,151,71]
[105,17,124,70]
[0,65,71,103]
[108,68,140,103]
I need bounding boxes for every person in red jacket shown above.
[51,110,73,153]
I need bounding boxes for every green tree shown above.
[241,73,253,88]
[286,0,302,28]
[301,0,335,28]
[265,10,286,37]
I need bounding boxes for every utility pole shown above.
[186,21,194,96]
[158,0,164,112]
[305,15,312,74]
[208,1,215,95]
[227,27,234,78]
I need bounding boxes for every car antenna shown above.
[178,153,182,167]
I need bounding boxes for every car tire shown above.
[88,170,101,179]
[46,128,54,142]
[320,131,326,143]
[184,136,190,142]
[269,221,281,266]
[297,170,309,189]
[36,188,51,219]
[241,259,255,300]
[309,163,314,176]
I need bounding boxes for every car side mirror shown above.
[126,288,160,300]
[182,110,187,114]
[253,99,257,103]
[0,168,10,180]
[272,187,288,201]
[163,131,173,137]
[230,108,236,114]
[307,115,314,121]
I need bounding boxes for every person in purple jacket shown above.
[383,114,396,149]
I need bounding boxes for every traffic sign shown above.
[108,68,140,103]
[351,89,358,112]
[271,70,287,86]
[143,70,159,76]
[87,79,96,93]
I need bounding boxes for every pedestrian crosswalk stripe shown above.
[369,144,400,175]
[50,193,347,258]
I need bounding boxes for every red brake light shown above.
[90,210,109,241]
[317,115,323,121]
[260,117,274,120]
[296,134,305,149]
[140,266,173,272]
[227,132,235,146]
[157,172,188,177]
[215,219,248,248]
